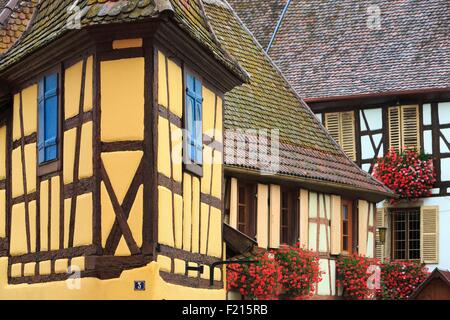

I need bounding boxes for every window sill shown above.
[391,258,422,262]
[185,163,203,178]
[339,251,357,257]
[38,159,61,177]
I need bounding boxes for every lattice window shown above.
[280,188,298,245]
[391,208,421,260]
[237,182,257,239]
[341,199,354,253]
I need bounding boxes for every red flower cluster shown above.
[373,147,436,203]
[336,254,377,300]
[227,251,281,300]
[376,260,429,300]
[227,245,322,300]
[337,255,429,300]
[275,244,322,299]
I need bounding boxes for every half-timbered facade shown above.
[0,0,395,300]
[230,0,450,270]
[0,0,250,299]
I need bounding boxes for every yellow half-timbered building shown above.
[0,0,393,300]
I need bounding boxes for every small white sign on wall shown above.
[423,130,433,154]
[423,104,432,126]
[438,102,450,125]
[441,158,450,182]
[440,129,450,153]
[360,108,383,131]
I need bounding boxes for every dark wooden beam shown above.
[157,244,220,266]
[68,58,87,248]
[0,237,8,257]
[159,271,223,289]
[100,161,140,256]
[101,141,144,153]
[307,90,450,112]
[9,244,97,264]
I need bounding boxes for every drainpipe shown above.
[209,259,256,286]
[266,0,292,53]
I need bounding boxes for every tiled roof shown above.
[443,270,450,283]
[0,0,248,82]
[410,268,450,299]
[0,0,393,198]
[0,0,37,54]
[231,0,450,100]
[203,0,393,197]
[227,0,287,50]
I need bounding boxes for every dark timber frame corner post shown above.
[92,47,102,255]
[143,37,158,255]
[0,104,12,258]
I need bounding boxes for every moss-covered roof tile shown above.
[0,0,248,81]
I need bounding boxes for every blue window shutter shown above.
[186,73,196,163]
[186,73,195,94]
[194,77,203,165]
[187,96,196,162]
[185,73,203,165]
[38,78,45,164]
[38,74,59,164]
[44,74,58,162]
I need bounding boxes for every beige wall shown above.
[227,177,377,296]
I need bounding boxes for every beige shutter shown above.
[388,106,401,151]
[256,184,269,248]
[389,105,420,151]
[299,189,309,248]
[269,184,281,248]
[375,208,385,259]
[330,195,341,255]
[421,206,439,264]
[358,200,368,256]
[325,112,356,161]
[229,178,238,229]
[340,111,356,161]
[401,105,420,150]
[325,113,340,144]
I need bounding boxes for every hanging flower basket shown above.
[275,244,322,299]
[336,254,377,300]
[227,245,322,300]
[376,259,429,300]
[227,251,282,300]
[336,255,429,300]
[373,147,436,203]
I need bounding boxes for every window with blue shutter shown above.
[38,74,59,164]
[185,72,203,166]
